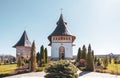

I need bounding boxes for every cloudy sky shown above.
[0,0,120,56]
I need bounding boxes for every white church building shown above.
[48,14,76,60]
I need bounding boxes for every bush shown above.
[45,60,78,78]
[36,67,44,72]
[42,64,46,67]
[110,70,114,74]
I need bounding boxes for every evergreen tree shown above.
[92,50,94,59]
[40,45,45,66]
[109,56,112,64]
[44,48,48,64]
[88,44,91,53]
[86,44,94,71]
[94,56,97,64]
[36,52,40,66]
[30,41,37,71]
[103,55,108,69]
[45,60,78,78]
[97,58,101,66]
[82,45,87,60]
[77,48,82,62]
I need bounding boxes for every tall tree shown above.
[77,48,82,62]
[36,52,40,66]
[94,56,97,64]
[44,48,48,63]
[40,45,45,66]
[86,44,94,71]
[30,41,37,71]
[82,45,87,60]
[92,50,94,59]
[109,56,112,64]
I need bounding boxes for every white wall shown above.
[16,46,31,60]
[51,42,73,59]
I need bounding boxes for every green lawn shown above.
[104,63,120,74]
[0,64,17,74]
[96,59,120,74]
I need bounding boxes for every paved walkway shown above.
[4,71,120,78]
[4,72,45,78]
[79,71,120,78]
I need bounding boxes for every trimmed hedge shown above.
[45,60,78,78]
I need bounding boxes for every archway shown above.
[59,46,65,59]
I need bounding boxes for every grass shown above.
[96,59,120,75]
[104,63,120,74]
[0,64,17,75]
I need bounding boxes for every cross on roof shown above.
[60,8,63,14]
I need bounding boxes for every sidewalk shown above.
[4,71,120,78]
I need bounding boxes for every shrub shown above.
[45,60,78,78]
[36,67,44,72]
[42,64,46,67]
[103,56,108,69]
[110,70,114,74]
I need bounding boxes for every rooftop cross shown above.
[60,8,63,14]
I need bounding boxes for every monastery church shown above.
[13,13,76,60]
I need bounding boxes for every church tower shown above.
[13,31,31,60]
[48,14,76,60]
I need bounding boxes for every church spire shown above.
[57,13,66,25]
[13,30,31,48]
[48,13,76,42]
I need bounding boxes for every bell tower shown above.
[48,14,76,60]
[13,31,31,61]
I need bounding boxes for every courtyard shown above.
[4,70,120,78]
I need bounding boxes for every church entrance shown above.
[59,46,65,59]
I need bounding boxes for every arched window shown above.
[59,46,65,59]
[69,37,70,40]
[58,37,60,40]
[66,37,68,40]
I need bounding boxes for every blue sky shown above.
[0,0,120,56]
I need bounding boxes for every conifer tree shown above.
[86,44,94,71]
[77,48,82,62]
[30,41,37,71]
[97,58,101,66]
[92,50,94,59]
[82,45,87,60]
[94,56,97,64]
[109,56,112,64]
[44,48,48,63]
[40,45,45,66]
[36,52,40,65]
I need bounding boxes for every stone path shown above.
[79,71,120,78]
[4,71,120,78]
[4,72,45,78]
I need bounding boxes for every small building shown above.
[13,31,31,61]
[48,14,76,60]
